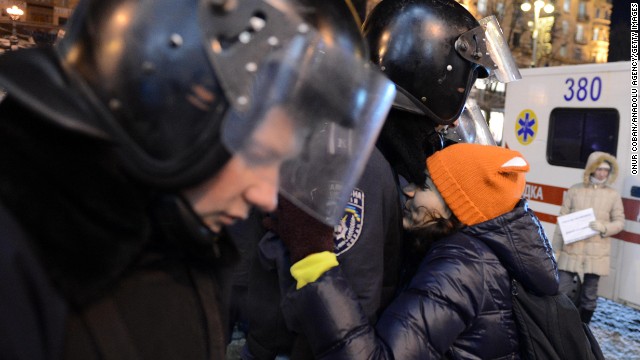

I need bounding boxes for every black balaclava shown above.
[377,108,443,185]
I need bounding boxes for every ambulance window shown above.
[547,108,619,168]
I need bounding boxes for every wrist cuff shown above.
[290,251,339,289]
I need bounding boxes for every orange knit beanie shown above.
[426,143,530,226]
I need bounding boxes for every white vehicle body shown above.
[503,61,640,309]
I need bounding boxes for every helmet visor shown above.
[444,99,496,145]
[456,15,522,83]
[220,36,395,225]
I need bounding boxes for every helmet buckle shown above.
[455,27,494,73]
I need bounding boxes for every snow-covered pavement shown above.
[591,297,640,360]
[226,296,640,359]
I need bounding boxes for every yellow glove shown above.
[290,251,339,289]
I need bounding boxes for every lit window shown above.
[576,24,584,42]
[477,0,487,14]
[578,1,586,18]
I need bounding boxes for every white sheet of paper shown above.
[557,208,599,244]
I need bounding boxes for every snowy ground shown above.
[590,297,640,360]
[227,296,640,359]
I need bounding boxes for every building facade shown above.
[1,0,77,46]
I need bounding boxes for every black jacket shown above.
[282,200,559,359]
[0,48,232,360]
[244,146,403,359]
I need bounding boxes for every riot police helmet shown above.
[364,0,520,125]
[53,0,396,223]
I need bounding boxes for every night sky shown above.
[611,0,632,27]
[608,0,634,62]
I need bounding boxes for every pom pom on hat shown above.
[426,143,530,226]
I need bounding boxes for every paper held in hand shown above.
[557,208,599,244]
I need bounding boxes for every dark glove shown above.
[263,195,335,263]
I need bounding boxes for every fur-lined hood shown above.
[583,151,618,186]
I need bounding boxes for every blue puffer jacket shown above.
[282,200,558,359]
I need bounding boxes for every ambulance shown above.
[502,61,640,309]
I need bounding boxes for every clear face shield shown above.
[444,99,496,146]
[455,15,522,83]
[442,15,520,146]
[201,3,395,225]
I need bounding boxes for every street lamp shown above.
[521,0,554,67]
[6,5,24,50]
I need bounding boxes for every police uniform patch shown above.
[333,188,364,256]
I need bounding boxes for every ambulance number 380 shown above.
[563,76,602,102]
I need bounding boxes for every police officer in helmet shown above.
[368,0,521,186]
[0,0,395,359]
[243,0,521,359]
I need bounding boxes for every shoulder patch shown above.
[334,188,365,256]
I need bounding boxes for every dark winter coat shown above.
[0,48,232,360]
[244,146,403,359]
[282,200,559,360]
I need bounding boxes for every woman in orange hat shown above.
[276,143,559,359]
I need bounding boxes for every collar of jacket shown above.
[0,47,110,141]
[460,199,559,296]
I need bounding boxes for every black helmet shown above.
[364,0,489,125]
[367,0,520,186]
[53,0,392,197]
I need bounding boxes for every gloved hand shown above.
[589,221,607,235]
[263,195,335,264]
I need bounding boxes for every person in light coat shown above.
[553,151,625,323]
